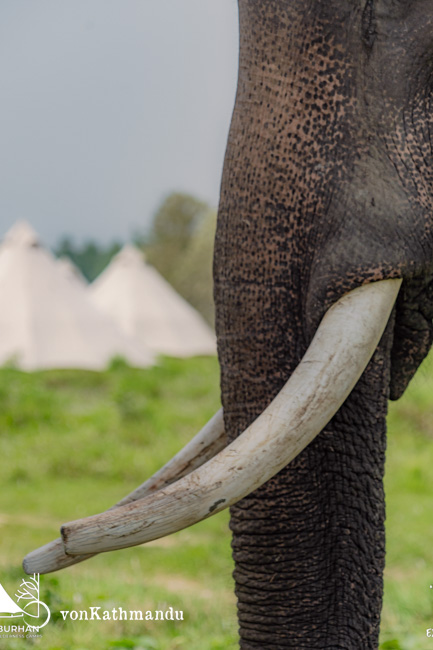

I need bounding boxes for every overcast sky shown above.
[0,1,239,247]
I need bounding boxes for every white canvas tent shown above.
[0,222,154,370]
[57,256,87,288]
[89,245,216,358]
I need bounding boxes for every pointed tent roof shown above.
[0,583,25,617]
[0,222,154,370]
[3,220,39,247]
[89,245,216,358]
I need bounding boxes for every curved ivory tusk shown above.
[115,408,226,506]
[23,409,225,574]
[27,279,402,563]
[58,279,401,556]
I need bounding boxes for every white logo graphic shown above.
[0,574,50,630]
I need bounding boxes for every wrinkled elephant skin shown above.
[214,2,433,647]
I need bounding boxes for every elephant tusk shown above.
[23,409,226,574]
[115,408,226,506]
[28,279,402,562]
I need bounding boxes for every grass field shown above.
[0,354,432,649]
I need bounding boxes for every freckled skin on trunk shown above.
[214,1,433,647]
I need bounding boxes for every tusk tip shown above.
[22,556,34,576]
[60,523,76,549]
[22,538,66,575]
[23,537,94,574]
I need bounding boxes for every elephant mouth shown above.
[23,278,401,575]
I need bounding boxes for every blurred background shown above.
[0,3,432,650]
[0,0,238,246]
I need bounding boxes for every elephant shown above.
[24,1,433,648]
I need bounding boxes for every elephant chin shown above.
[23,278,401,575]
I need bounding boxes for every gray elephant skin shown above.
[214,1,433,647]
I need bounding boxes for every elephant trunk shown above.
[214,1,410,646]
[215,208,396,645]
[214,209,395,645]
[226,331,394,648]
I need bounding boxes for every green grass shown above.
[0,354,432,649]
[380,353,433,650]
[0,357,237,650]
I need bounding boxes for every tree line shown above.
[55,192,216,326]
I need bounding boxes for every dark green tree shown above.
[175,210,216,325]
[145,193,210,282]
[54,238,121,282]
[143,192,216,326]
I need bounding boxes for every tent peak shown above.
[0,227,154,370]
[114,245,146,266]
[89,243,216,358]
[3,221,40,248]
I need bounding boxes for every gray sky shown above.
[0,1,239,247]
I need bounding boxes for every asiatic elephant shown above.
[24,1,433,648]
